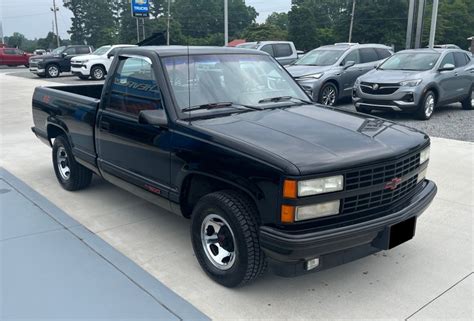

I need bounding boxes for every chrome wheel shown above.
[321,85,336,105]
[92,67,104,80]
[424,94,435,118]
[56,146,70,180]
[201,214,236,270]
[48,65,59,77]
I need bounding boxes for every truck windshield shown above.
[379,52,440,71]
[92,46,111,55]
[162,54,308,112]
[294,49,345,66]
[51,46,66,54]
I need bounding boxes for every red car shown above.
[0,47,32,67]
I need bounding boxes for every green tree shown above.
[242,23,288,42]
[6,32,26,48]
[266,12,289,31]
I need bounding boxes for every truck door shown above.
[96,54,172,203]
[61,47,77,72]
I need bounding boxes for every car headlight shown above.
[354,77,362,86]
[399,79,422,87]
[295,200,340,221]
[300,73,324,80]
[419,146,430,164]
[298,175,343,197]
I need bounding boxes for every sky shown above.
[0,0,292,40]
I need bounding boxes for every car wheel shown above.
[190,190,266,288]
[91,66,105,80]
[355,105,372,114]
[415,90,436,120]
[46,64,60,78]
[52,135,92,191]
[319,83,338,106]
[461,86,473,110]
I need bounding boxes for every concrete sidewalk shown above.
[1,72,473,320]
[0,168,209,321]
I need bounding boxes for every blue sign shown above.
[131,0,149,17]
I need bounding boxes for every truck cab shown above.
[237,41,299,65]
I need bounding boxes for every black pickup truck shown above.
[32,46,437,287]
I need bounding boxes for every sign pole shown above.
[136,18,140,42]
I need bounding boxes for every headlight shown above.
[295,200,340,221]
[399,79,422,87]
[298,175,343,197]
[354,77,362,86]
[419,146,430,164]
[300,73,324,80]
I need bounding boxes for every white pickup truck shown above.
[236,41,303,65]
[71,44,136,80]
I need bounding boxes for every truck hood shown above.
[29,54,61,60]
[193,105,428,175]
[360,69,429,83]
[71,54,101,62]
[285,65,333,78]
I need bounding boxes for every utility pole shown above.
[166,0,171,45]
[51,0,60,47]
[405,0,415,49]
[224,0,228,45]
[414,0,425,48]
[428,0,439,48]
[348,0,356,43]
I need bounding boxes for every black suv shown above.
[29,45,93,78]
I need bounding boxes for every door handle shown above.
[100,121,110,131]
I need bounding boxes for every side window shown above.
[453,52,469,67]
[64,47,76,55]
[359,48,379,63]
[440,53,455,67]
[342,49,360,65]
[273,44,292,58]
[108,56,162,116]
[260,45,274,57]
[375,48,392,60]
[3,49,15,55]
[77,46,91,54]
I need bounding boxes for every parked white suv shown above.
[71,44,136,80]
[237,41,301,65]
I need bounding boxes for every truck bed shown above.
[32,84,104,169]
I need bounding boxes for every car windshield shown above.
[237,43,259,49]
[379,52,440,71]
[294,49,345,66]
[163,54,308,113]
[51,46,66,54]
[92,46,111,55]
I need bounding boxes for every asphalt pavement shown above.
[0,70,472,320]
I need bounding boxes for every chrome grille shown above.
[360,82,400,95]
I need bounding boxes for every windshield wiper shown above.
[258,96,313,105]
[181,102,262,112]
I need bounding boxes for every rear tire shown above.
[461,86,473,110]
[52,135,92,191]
[415,90,436,120]
[190,190,266,288]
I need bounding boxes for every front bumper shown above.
[259,180,437,277]
[352,85,423,111]
[29,66,45,75]
[71,65,90,76]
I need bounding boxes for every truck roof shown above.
[129,45,268,57]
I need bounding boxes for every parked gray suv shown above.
[285,43,393,105]
[353,48,474,120]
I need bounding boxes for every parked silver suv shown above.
[353,48,473,120]
[285,43,393,105]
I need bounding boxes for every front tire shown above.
[318,82,338,106]
[415,90,436,120]
[46,64,60,78]
[90,65,105,80]
[190,190,266,287]
[461,86,473,110]
[52,135,92,191]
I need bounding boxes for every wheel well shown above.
[425,86,439,102]
[180,174,256,218]
[47,125,67,142]
[91,64,107,74]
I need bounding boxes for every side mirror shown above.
[62,52,67,57]
[138,109,168,128]
[439,63,455,71]
[343,60,355,69]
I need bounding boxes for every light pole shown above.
[166,0,171,45]
[51,0,60,47]
[348,0,356,43]
[224,0,228,46]
[405,0,415,49]
[428,0,439,48]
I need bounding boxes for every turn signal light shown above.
[283,179,297,199]
[281,205,295,223]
